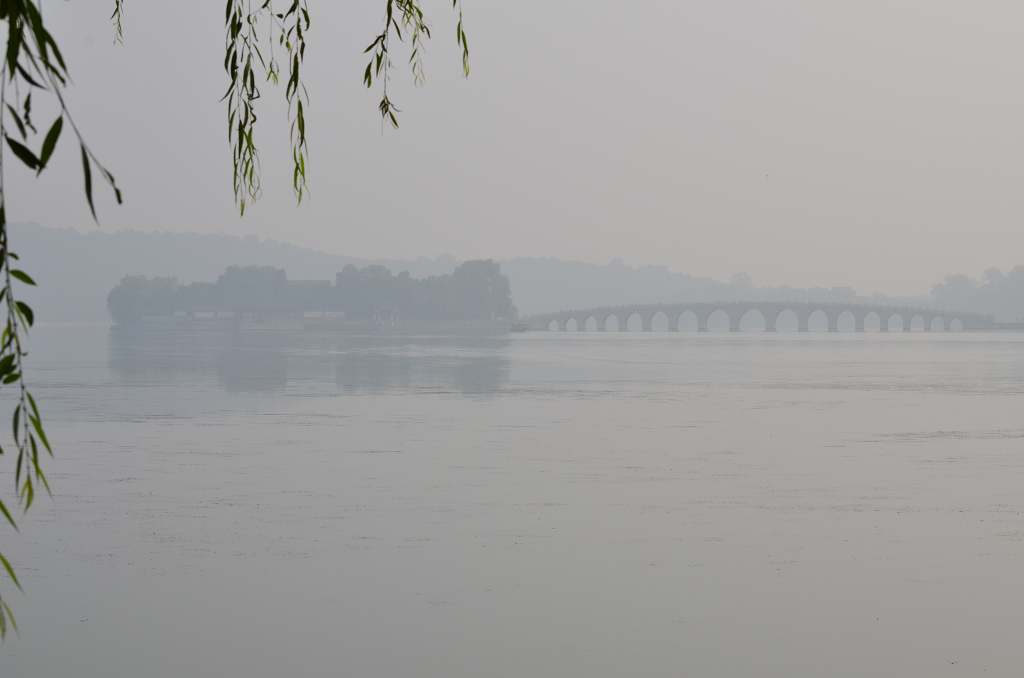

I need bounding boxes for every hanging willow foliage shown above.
[0,0,470,638]
[363,0,469,129]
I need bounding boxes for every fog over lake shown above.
[5,325,1024,677]
[5,2,1024,675]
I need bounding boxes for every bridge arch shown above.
[677,310,698,332]
[739,308,766,332]
[807,309,829,332]
[530,303,989,334]
[704,309,731,333]
[773,309,799,332]
[863,311,881,332]
[626,311,644,332]
[649,310,670,332]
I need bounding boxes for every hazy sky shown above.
[9,1,1024,295]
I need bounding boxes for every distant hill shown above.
[11,223,943,322]
[11,224,457,321]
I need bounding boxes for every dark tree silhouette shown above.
[108,261,518,326]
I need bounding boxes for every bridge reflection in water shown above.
[529,302,994,333]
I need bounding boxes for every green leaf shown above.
[26,392,40,421]
[364,35,382,53]
[37,116,63,174]
[21,480,34,513]
[5,135,39,170]
[10,270,36,286]
[11,405,20,447]
[15,301,33,327]
[2,600,18,637]
[15,63,43,90]
[14,447,23,487]
[29,437,51,495]
[0,501,16,531]
[0,552,21,591]
[81,144,96,221]
[5,21,22,78]
[29,416,50,456]
[5,105,26,139]
[1,601,17,634]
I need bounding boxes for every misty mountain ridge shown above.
[12,223,1021,322]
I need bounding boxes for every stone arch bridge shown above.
[527,302,994,333]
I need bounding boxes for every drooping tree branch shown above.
[0,0,122,637]
[0,0,473,637]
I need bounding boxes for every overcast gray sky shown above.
[9,1,1024,295]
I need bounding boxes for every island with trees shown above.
[107,260,518,330]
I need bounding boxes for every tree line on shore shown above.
[930,267,1024,322]
[107,260,517,325]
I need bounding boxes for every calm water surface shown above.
[5,325,1024,677]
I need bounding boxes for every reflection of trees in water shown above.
[109,325,509,395]
[452,358,506,394]
[108,324,288,392]
[333,334,510,395]
[217,350,288,392]
[108,323,221,378]
[334,352,507,395]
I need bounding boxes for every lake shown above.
[4,324,1024,677]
